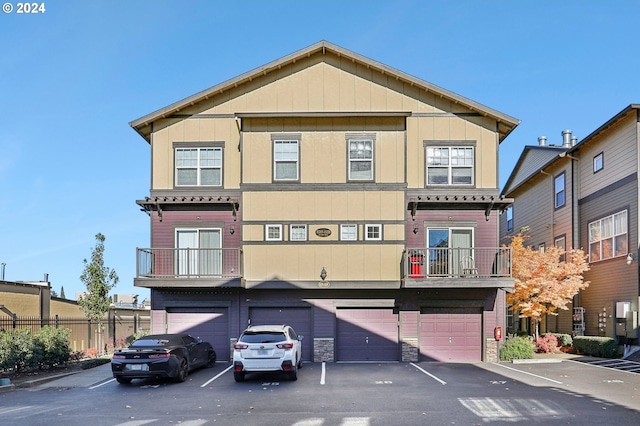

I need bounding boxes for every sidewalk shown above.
[0,362,114,393]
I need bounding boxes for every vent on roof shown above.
[538,136,547,146]
[562,130,572,148]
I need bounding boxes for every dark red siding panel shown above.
[151,210,241,249]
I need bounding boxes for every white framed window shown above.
[290,224,307,241]
[365,224,382,241]
[348,139,373,181]
[274,140,299,181]
[175,228,222,276]
[340,224,358,241]
[589,210,627,262]
[594,152,603,173]
[555,235,566,262]
[426,146,474,185]
[175,147,222,186]
[554,172,565,208]
[265,224,283,241]
[506,206,513,231]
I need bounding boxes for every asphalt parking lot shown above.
[1,359,639,425]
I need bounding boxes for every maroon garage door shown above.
[248,307,313,361]
[337,308,399,362]
[167,307,230,361]
[420,308,481,362]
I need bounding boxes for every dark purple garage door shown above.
[420,307,481,362]
[167,307,230,361]
[336,308,399,362]
[248,307,313,361]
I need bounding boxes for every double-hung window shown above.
[348,137,374,181]
[273,139,299,181]
[175,146,223,186]
[426,144,474,185]
[554,172,565,208]
[589,210,627,262]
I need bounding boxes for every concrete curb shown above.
[512,358,563,364]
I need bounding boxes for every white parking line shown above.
[201,365,233,387]
[492,362,563,384]
[410,363,447,385]
[89,378,116,389]
[320,362,326,385]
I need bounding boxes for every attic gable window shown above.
[425,142,475,186]
[175,146,223,186]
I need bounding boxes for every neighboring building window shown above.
[348,139,374,180]
[340,224,358,241]
[365,224,382,241]
[265,224,283,241]
[593,152,603,173]
[589,210,628,262]
[175,147,222,186]
[555,235,566,262]
[426,146,474,185]
[554,172,565,208]
[538,243,545,253]
[506,206,513,232]
[274,140,299,181]
[290,224,307,241]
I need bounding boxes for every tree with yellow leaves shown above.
[506,231,590,338]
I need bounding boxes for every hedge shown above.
[0,327,72,372]
[573,336,618,358]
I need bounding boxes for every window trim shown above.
[272,134,301,182]
[265,224,283,241]
[346,133,376,182]
[588,209,628,263]
[506,206,513,232]
[289,224,307,242]
[364,224,382,241]
[173,143,224,187]
[554,172,566,209]
[340,224,358,241]
[593,152,604,173]
[424,140,476,187]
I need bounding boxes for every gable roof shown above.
[501,145,569,196]
[130,40,520,142]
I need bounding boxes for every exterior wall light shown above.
[320,267,327,281]
[626,253,636,265]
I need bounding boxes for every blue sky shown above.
[1,0,639,301]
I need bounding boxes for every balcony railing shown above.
[402,247,511,280]
[136,248,242,279]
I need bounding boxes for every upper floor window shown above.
[175,147,222,186]
[506,206,513,232]
[265,224,283,241]
[554,172,565,208]
[426,146,474,185]
[365,224,382,241]
[589,210,627,262]
[340,224,358,241]
[273,140,299,181]
[593,152,603,173]
[555,235,566,262]
[290,224,307,241]
[348,139,374,181]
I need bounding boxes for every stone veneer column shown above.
[401,337,419,362]
[485,338,498,362]
[313,338,334,362]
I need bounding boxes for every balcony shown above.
[135,248,242,288]
[401,247,512,289]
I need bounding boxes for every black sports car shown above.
[111,333,216,384]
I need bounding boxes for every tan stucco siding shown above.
[50,299,85,317]
[0,292,40,316]
[243,243,403,282]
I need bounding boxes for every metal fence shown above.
[0,313,151,353]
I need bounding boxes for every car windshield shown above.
[130,338,170,347]
[240,332,286,343]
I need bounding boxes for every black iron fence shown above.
[0,312,151,353]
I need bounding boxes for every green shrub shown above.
[125,330,149,346]
[0,329,34,371]
[500,334,535,361]
[548,333,573,347]
[81,357,110,369]
[0,327,72,372]
[573,336,618,358]
[34,326,72,368]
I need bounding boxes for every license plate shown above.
[126,364,148,371]
[256,350,268,356]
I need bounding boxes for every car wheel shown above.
[297,355,303,369]
[288,366,297,381]
[174,359,189,382]
[116,377,132,384]
[206,349,216,368]
[233,371,245,382]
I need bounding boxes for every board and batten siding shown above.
[150,211,241,249]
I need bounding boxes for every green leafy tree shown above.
[78,233,118,352]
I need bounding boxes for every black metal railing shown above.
[136,247,242,279]
[402,247,511,279]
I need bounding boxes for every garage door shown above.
[167,307,230,361]
[420,308,481,362]
[248,307,313,361]
[337,309,399,362]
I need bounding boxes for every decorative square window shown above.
[175,147,222,186]
[426,146,474,185]
[554,172,565,208]
[589,210,627,262]
[365,224,382,241]
[506,206,513,232]
[594,152,603,173]
[265,224,283,241]
[340,224,358,241]
[290,224,307,241]
[274,140,299,181]
[348,139,374,181]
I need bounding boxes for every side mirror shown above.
[298,335,304,341]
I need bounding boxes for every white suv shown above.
[233,324,303,381]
